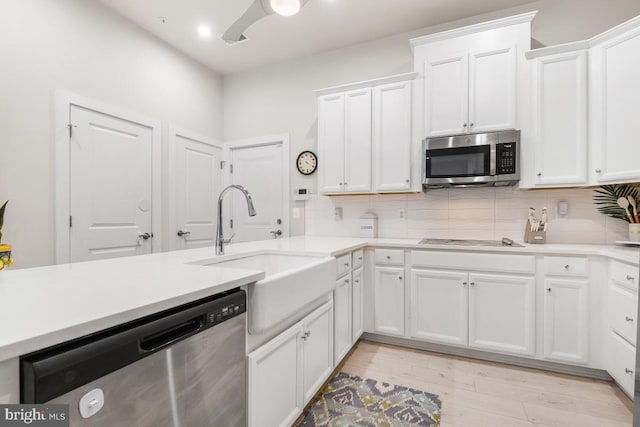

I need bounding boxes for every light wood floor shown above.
[340,340,633,427]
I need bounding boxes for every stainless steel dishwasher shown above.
[21,288,247,427]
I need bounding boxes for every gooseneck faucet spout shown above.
[216,185,257,255]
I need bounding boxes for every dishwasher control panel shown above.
[207,296,246,326]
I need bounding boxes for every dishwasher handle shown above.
[139,316,204,352]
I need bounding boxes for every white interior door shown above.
[229,142,286,243]
[174,132,222,250]
[69,105,153,262]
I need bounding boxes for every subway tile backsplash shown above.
[304,187,628,244]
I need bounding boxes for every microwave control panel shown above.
[496,143,517,175]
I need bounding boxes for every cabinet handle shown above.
[625,368,633,374]
[595,169,602,173]
[344,182,348,186]
[564,264,570,269]
[470,123,474,127]
[546,288,552,292]
[344,263,350,267]
[358,256,363,261]
[301,331,311,341]
[626,316,634,322]
[627,275,635,281]
[470,282,475,286]
[354,279,360,283]
[463,282,468,286]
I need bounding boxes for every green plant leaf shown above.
[592,184,640,223]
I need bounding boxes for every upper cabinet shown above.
[412,12,534,139]
[528,49,588,187]
[424,46,516,137]
[316,73,417,195]
[590,21,640,184]
[522,15,640,188]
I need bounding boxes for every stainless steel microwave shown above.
[422,130,520,188]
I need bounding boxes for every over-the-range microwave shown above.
[422,129,520,188]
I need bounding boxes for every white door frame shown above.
[223,133,291,239]
[167,126,223,251]
[53,90,162,264]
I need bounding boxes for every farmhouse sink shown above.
[194,252,335,334]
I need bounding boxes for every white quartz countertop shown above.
[1,235,638,363]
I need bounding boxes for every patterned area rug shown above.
[298,372,442,426]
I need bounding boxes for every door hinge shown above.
[230,219,234,229]
[230,164,233,174]
[220,160,225,170]
[69,216,73,228]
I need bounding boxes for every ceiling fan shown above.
[222,0,311,44]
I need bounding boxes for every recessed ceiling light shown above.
[197,25,212,38]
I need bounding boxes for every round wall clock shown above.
[296,151,317,175]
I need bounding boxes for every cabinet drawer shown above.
[411,251,535,274]
[352,249,364,268]
[543,256,588,277]
[611,260,639,291]
[608,332,635,398]
[336,254,352,278]
[609,284,638,346]
[374,249,404,266]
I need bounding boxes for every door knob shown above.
[270,230,283,238]
[139,232,153,240]
[177,230,191,237]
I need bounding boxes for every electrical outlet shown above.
[334,207,343,221]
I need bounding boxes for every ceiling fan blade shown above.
[222,0,270,44]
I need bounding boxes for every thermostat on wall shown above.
[293,188,311,201]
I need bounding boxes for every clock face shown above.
[297,151,317,175]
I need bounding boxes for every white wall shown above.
[0,0,224,268]
[305,188,629,245]
[223,0,640,237]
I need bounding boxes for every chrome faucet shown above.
[216,185,257,255]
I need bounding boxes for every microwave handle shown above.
[490,143,497,176]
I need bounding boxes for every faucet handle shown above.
[223,232,235,244]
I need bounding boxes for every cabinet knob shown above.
[537,173,542,177]
[626,316,634,323]
[339,182,343,186]
[398,276,403,280]
[386,255,391,260]
[546,288,552,292]
[301,331,311,341]
[177,230,191,237]
[358,256,363,261]
[470,282,475,286]
[625,368,633,374]
[344,263,350,267]
[355,279,360,283]
[564,264,570,269]
[344,182,348,185]
[463,281,468,286]
[406,179,410,183]
[627,275,635,281]
[463,123,468,128]
[470,123,475,127]
[595,169,602,173]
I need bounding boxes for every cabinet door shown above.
[372,81,412,192]
[468,46,516,133]
[317,93,345,193]
[334,275,352,363]
[410,269,468,346]
[543,278,589,364]
[302,301,334,403]
[373,266,405,336]
[248,322,303,427]
[468,273,535,355]
[532,51,588,186]
[591,26,640,183]
[352,267,364,343]
[344,88,372,193]
[424,54,469,137]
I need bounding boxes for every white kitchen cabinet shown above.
[334,275,352,364]
[543,278,589,364]
[410,269,468,346]
[352,267,364,343]
[372,81,412,192]
[302,302,334,403]
[423,46,516,137]
[590,21,640,183]
[248,301,334,427]
[608,331,636,398]
[530,50,588,186]
[373,265,405,337]
[317,88,371,194]
[248,322,303,427]
[468,273,535,356]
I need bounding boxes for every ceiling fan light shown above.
[270,0,301,16]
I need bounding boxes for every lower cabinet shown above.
[334,275,352,363]
[543,278,589,364]
[248,301,333,427]
[410,269,535,355]
[373,265,405,336]
[352,267,364,343]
